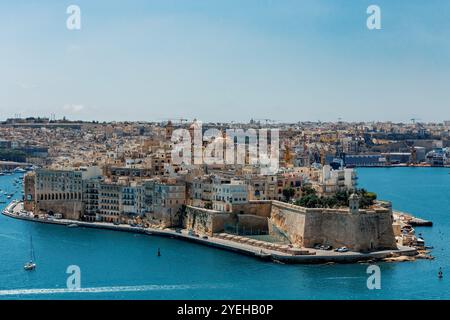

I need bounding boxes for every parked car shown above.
[315,244,332,251]
[188,230,199,237]
[335,246,349,253]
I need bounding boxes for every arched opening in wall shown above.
[51,194,55,200]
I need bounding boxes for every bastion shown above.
[183,197,397,253]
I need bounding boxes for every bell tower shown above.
[349,193,360,214]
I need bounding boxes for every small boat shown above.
[24,236,36,271]
[416,237,425,247]
[24,261,36,271]
[67,224,79,228]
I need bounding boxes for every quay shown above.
[2,200,417,265]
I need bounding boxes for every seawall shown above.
[2,201,417,265]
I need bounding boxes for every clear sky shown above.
[1,0,449,123]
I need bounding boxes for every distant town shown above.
[1,116,445,263]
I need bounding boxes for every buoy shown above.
[157,248,161,257]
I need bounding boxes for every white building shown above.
[212,180,248,212]
[318,165,357,195]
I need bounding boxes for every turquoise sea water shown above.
[0,168,449,300]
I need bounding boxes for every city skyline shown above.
[1,0,450,123]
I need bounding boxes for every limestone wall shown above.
[268,201,397,252]
[270,202,306,246]
[183,206,233,236]
[236,214,269,232]
[183,205,270,236]
[23,173,36,212]
[146,210,179,228]
[36,200,83,220]
[232,201,272,218]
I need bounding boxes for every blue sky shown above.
[0,0,449,122]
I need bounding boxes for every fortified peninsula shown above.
[1,118,437,264]
[3,164,420,264]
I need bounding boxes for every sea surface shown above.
[0,168,449,300]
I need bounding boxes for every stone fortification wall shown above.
[183,206,233,236]
[269,201,396,252]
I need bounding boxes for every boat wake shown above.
[0,283,230,296]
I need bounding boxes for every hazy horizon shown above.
[1,0,449,123]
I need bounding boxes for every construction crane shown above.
[160,118,188,125]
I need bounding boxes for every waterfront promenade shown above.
[2,200,417,264]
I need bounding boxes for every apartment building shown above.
[212,180,248,212]
[83,178,100,221]
[148,182,186,227]
[245,175,278,201]
[315,165,357,196]
[32,166,102,220]
[190,175,213,208]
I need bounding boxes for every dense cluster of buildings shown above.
[2,117,450,170]
[3,117,448,252]
[23,163,352,224]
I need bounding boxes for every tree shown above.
[204,202,212,210]
[294,188,377,209]
[301,186,316,196]
[282,188,295,202]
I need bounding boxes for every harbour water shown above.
[0,168,449,300]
